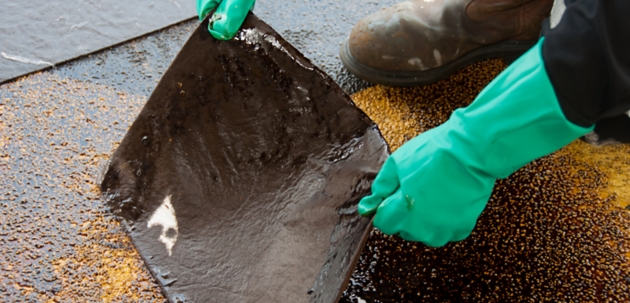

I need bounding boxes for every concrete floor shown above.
[0,1,397,301]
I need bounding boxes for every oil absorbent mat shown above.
[0,0,195,84]
[100,13,388,303]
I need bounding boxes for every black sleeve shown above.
[585,115,630,146]
[541,0,630,128]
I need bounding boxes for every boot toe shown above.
[346,8,419,72]
[340,0,547,86]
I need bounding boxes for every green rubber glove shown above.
[359,38,594,247]
[197,0,256,40]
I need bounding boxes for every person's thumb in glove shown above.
[197,0,256,40]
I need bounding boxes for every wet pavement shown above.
[0,18,197,302]
[0,69,163,301]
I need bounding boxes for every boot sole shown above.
[340,39,535,87]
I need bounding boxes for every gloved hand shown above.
[359,38,594,247]
[197,0,256,40]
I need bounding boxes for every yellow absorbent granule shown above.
[342,59,630,303]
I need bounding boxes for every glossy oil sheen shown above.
[100,14,388,303]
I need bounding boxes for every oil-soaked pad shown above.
[100,14,388,303]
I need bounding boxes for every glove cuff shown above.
[441,38,594,179]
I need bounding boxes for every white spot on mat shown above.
[424,0,435,2]
[148,195,179,256]
[408,57,426,70]
[1,52,53,66]
[433,49,442,66]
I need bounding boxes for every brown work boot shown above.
[340,0,553,86]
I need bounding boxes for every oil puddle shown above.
[343,60,630,302]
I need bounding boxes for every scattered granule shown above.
[353,59,506,150]
[352,86,421,151]
[343,59,630,302]
[50,215,163,302]
[0,72,165,302]
[557,140,630,209]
